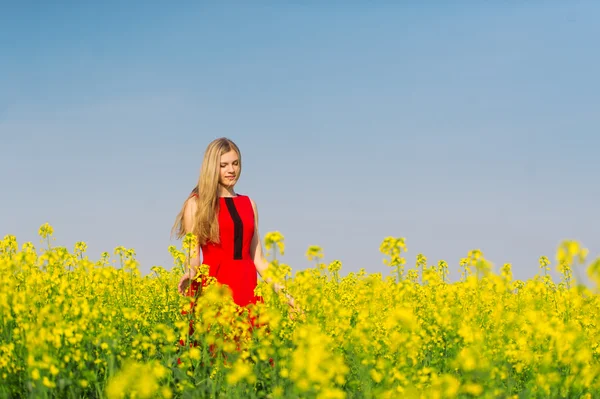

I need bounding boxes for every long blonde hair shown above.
[171,137,242,245]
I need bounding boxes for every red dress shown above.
[178,194,263,359]
[187,193,262,307]
[177,193,277,367]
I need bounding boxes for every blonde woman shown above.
[172,137,296,317]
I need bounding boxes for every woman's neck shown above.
[217,185,237,197]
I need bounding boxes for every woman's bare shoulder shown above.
[184,195,198,214]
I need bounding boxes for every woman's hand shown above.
[286,296,305,321]
[288,302,305,321]
[178,268,197,295]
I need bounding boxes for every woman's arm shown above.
[178,197,201,294]
[249,198,295,307]
[184,197,201,268]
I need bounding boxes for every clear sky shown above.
[1,2,599,284]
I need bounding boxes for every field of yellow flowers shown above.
[1,223,600,398]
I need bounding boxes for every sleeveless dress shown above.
[178,194,263,357]
[186,193,262,307]
[177,193,272,365]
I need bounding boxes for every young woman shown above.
[172,137,296,314]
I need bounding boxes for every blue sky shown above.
[1,2,599,284]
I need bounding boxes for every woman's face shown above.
[219,150,240,187]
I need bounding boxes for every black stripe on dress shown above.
[224,197,243,260]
